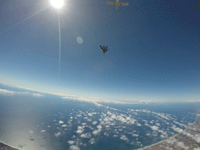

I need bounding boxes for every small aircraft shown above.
[106,0,129,11]
[100,45,109,54]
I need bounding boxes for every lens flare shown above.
[77,37,83,44]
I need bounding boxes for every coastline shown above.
[0,141,19,150]
[137,112,200,150]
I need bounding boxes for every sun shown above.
[50,0,64,9]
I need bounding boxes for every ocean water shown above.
[0,88,198,150]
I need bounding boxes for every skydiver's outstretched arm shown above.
[100,45,103,49]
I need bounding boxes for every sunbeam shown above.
[58,11,61,82]
[0,5,50,35]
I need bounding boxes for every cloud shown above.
[0,88,44,97]
[61,124,67,127]
[150,126,159,131]
[68,140,75,145]
[54,132,61,137]
[92,129,101,135]
[92,121,97,125]
[87,119,92,122]
[173,121,187,128]
[120,135,129,142]
[82,123,86,126]
[76,130,84,134]
[132,134,139,137]
[89,138,95,144]
[62,95,104,105]
[80,132,91,138]
[105,125,109,128]
[69,145,80,150]
[0,89,16,96]
[62,95,149,106]
[88,113,93,117]
[101,111,136,127]
[97,125,102,129]
[59,120,64,124]
[104,132,109,136]
[32,93,44,97]
[171,126,183,133]
[78,126,84,130]
[76,126,84,134]
[40,130,46,133]
[177,142,189,150]
[182,130,200,144]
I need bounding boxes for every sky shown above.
[0,0,200,102]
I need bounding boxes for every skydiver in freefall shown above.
[100,45,109,54]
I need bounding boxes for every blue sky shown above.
[0,0,200,102]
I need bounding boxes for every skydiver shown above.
[100,45,109,54]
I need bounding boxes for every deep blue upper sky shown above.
[0,0,200,102]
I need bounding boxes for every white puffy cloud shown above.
[76,126,84,134]
[132,134,139,137]
[61,124,67,127]
[89,138,95,144]
[173,121,187,128]
[78,126,84,130]
[88,113,93,117]
[54,132,61,137]
[76,130,84,134]
[40,130,46,133]
[82,123,86,126]
[68,140,75,145]
[177,142,189,150]
[69,145,80,150]
[97,125,102,129]
[92,128,101,135]
[156,123,160,126]
[92,121,97,125]
[59,120,64,124]
[150,126,159,131]
[80,132,91,138]
[120,135,129,142]
[171,126,183,133]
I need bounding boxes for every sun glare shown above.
[50,0,64,9]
